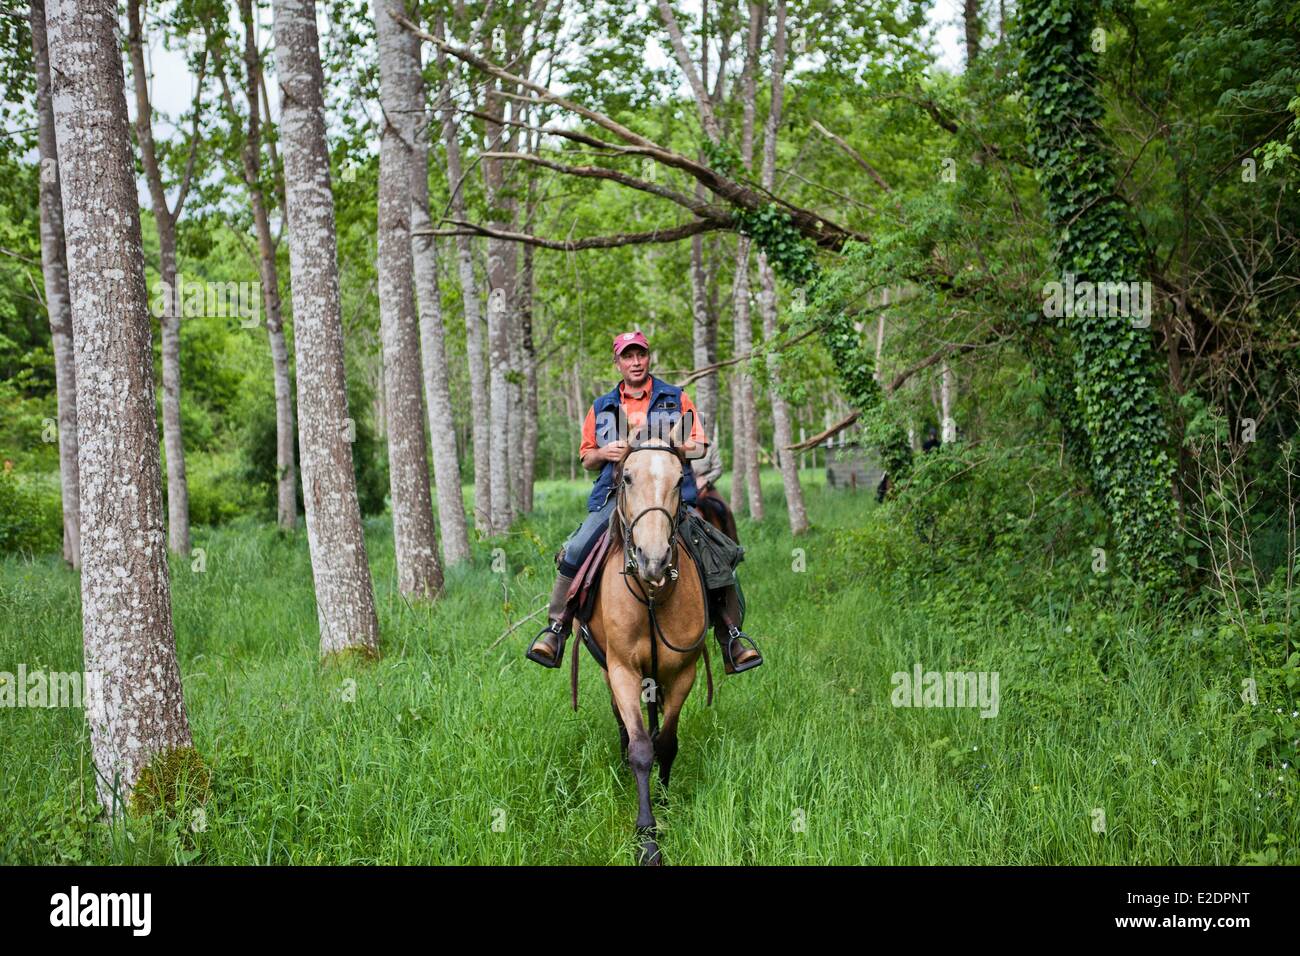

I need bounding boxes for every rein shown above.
[614,444,711,735]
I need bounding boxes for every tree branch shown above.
[668,327,818,387]
[654,0,722,142]
[418,217,723,250]
[171,49,209,221]
[398,11,867,251]
[480,150,708,212]
[785,340,986,450]
[811,119,892,193]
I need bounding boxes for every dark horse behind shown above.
[693,486,739,543]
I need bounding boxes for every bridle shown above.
[615,443,686,597]
[613,442,711,735]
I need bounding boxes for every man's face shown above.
[615,345,650,388]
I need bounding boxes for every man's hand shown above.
[581,440,628,471]
[600,440,629,463]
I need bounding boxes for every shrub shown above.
[0,468,61,557]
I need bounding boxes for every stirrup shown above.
[526,620,569,668]
[721,625,763,674]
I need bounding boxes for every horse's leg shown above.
[608,664,660,865]
[610,693,629,763]
[653,661,696,790]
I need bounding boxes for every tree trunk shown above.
[246,10,296,533]
[407,37,471,567]
[520,240,538,514]
[434,22,491,535]
[273,0,381,656]
[757,0,807,534]
[507,287,525,516]
[570,363,582,482]
[940,362,957,443]
[660,0,733,463]
[732,1,765,520]
[732,245,763,519]
[225,0,297,531]
[690,183,719,431]
[964,0,982,66]
[374,0,443,598]
[126,0,194,556]
[1021,0,1180,587]
[46,0,199,813]
[482,71,514,536]
[695,11,727,441]
[158,241,190,554]
[30,0,80,569]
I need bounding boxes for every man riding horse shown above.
[526,330,762,675]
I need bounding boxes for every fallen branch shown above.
[418,217,723,249]
[665,326,819,387]
[884,340,984,394]
[479,150,708,212]
[785,341,986,450]
[487,604,546,650]
[811,120,893,193]
[396,11,867,250]
[787,411,860,451]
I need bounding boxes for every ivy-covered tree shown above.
[1018,0,1181,590]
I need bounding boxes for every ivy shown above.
[734,203,820,289]
[1018,0,1181,591]
[700,138,742,179]
[735,207,914,485]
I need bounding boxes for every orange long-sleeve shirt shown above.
[579,377,708,457]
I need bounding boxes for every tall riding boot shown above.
[712,584,763,674]
[526,572,576,668]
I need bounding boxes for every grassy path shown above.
[0,472,1290,864]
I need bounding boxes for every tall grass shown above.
[0,470,1292,864]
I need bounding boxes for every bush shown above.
[0,468,62,557]
[186,451,249,528]
[828,440,1110,621]
[240,385,388,519]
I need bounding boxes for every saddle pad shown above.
[569,527,614,624]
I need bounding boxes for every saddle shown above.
[567,524,615,631]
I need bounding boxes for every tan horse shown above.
[585,432,709,866]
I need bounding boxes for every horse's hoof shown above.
[636,826,661,866]
[638,840,662,866]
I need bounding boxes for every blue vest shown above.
[586,376,700,511]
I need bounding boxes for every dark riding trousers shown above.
[558,498,617,577]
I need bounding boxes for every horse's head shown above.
[616,419,690,590]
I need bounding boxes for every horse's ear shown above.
[629,421,649,449]
[669,410,693,449]
[617,404,630,446]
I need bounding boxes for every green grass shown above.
[0,470,1293,864]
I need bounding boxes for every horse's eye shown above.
[623,473,632,485]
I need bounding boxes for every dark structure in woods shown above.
[825,439,884,491]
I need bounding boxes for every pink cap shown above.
[613,330,650,356]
